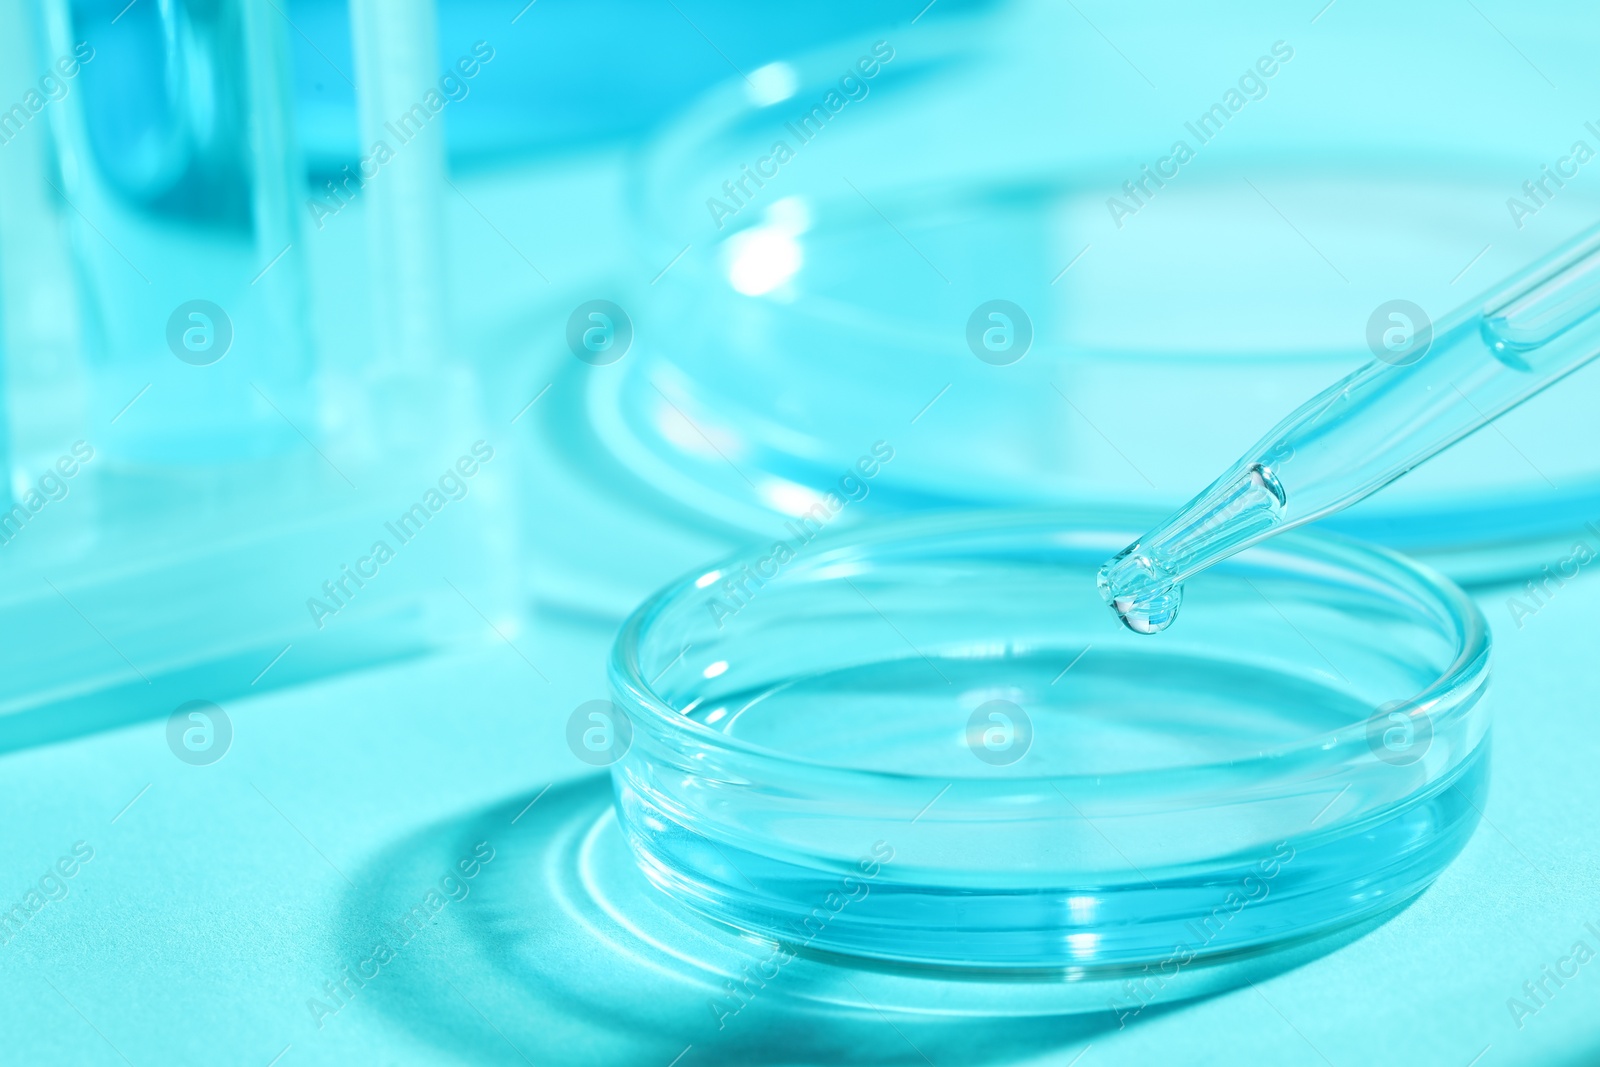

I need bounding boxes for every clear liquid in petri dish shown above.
[681,647,1368,777]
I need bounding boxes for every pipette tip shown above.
[1096,545,1183,635]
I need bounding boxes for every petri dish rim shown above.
[608,509,1490,793]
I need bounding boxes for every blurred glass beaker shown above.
[42,0,316,465]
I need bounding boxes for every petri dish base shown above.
[609,512,1491,973]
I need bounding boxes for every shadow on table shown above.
[325,777,1399,1066]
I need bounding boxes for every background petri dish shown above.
[574,1,1600,597]
[609,511,1491,972]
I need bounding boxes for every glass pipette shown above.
[1099,220,1600,634]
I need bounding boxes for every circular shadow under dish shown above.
[326,777,1413,1066]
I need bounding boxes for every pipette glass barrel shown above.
[1100,220,1600,634]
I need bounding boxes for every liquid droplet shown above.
[1096,547,1182,635]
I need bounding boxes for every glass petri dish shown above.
[589,2,1600,587]
[608,511,1490,973]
